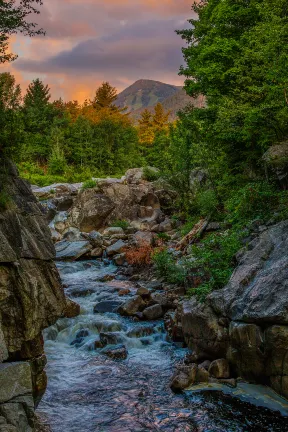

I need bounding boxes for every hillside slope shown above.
[116,79,205,121]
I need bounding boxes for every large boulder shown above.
[55,240,92,260]
[263,141,288,188]
[0,159,67,427]
[180,220,288,398]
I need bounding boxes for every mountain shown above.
[116,79,180,112]
[116,79,205,121]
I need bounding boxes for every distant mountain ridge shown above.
[116,79,205,121]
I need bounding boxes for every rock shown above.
[151,292,173,310]
[0,363,32,404]
[50,228,62,243]
[180,220,288,399]
[263,141,288,188]
[125,168,145,184]
[62,227,83,242]
[70,191,115,232]
[158,219,173,233]
[196,366,210,383]
[164,311,184,343]
[63,299,80,318]
[103,227,124,236]
[146,281,162,291]
[87,231,103,247]
[170,364,198,392]
[143,304,163,320]
[94,301,123,314]
[126,325,155,338]
[136,287,151,299]
[52,195,74,211]
[198,360,211,371]
[114,253,126,266]
[106,240,126,256]
[101,344,128,360]
[99,332,123,346]
[118,289,131,297]
[134,231,155,246]
[55,240,92,260]
[118,296,146,316]
[209,359,230,379]
[91,247,103,258]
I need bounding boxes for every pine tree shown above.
[138,109,154,145]
[152,103,170,133]
[0,72,21,110]
[24,78,50,109]
[92,82,118,109]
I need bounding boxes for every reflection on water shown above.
[38,261,288,432]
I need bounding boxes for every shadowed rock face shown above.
[181,221,288,398]
[0,159,68,429]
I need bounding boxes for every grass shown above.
[81,179,98,190]
[110,219,130,230]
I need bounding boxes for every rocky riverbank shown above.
[0,160,78,431]
[34,167,288,405]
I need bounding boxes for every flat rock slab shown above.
[55,240,92,260]
[94,301,124,314]
[186,383,288,417]
[0,362,32,404]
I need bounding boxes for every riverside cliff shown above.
[0,159,69,431]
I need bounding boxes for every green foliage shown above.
[188,229,243,301]
[143,166,161,182]
[110,219,130,230]
[194,189,219,218]
[153,249,186,285]
[225,182,277,222]
[48,145,67,175]
[81,179,98,190]
[156,232,170,242]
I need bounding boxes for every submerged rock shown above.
[101,344,128,360]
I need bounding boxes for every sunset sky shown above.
[1,0,195,102]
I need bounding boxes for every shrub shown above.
[125,241,154,267]
[110,219,130,230]
[187,229,242,301]
[143,166,161,182]
[156,232,170,242]
[153,249,186,284]
[48,145,67,175]
[81,179,98,190]
[225,182,277,222]
[195,189,219,217]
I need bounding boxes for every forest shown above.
[1,0,288,235]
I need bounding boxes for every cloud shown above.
[1,0,196,101]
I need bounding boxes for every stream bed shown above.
[38,260,288,432]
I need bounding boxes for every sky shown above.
[1,0,195,102]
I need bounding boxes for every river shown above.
[37,260,288,432]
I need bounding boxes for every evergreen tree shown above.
[24,78,51,109]
[138,109,154,146]
[92,82,118,110]
[152,103,170,133]
[0,72,21,109]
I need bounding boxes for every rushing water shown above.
[38,260,288,432]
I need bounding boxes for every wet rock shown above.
[63,298,80,318]
[70,329,89,347]
[164,311,184,343]
[55,240,92,260]
[196,366,210,383]
[101,344,128,360]
[209,359,230,379]
[87,231,103,247]
[136,287,151,299]
[106,240,126,256]
[50,228,62,243]
[146,281,162,291]
[198,360,211,371]
[170,364,197,392]
[118,296,146,316]
[126,325,155,338]
[100,332,123,346]
[118,289,131,297]
[143,304,163,320]
[94,301,123,314]
[114,253,126,266]
[93,337,105,349]
[91,247,103,258]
